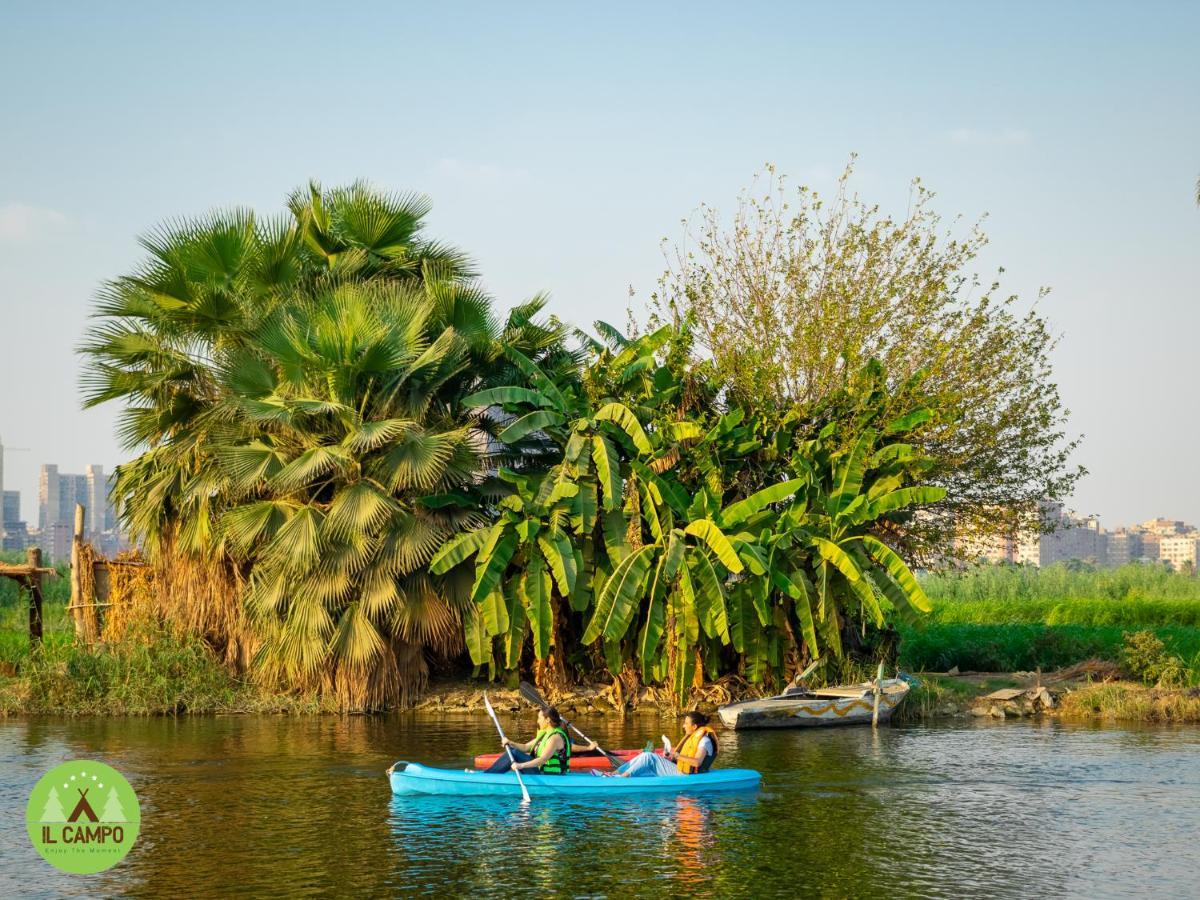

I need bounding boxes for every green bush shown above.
[1121,630,1186,687]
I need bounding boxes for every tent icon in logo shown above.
[67,789,99,823]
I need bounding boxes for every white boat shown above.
[717,678,910,730]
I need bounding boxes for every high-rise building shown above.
[85,465,107,534]
[0,489,27,552]
[1106,530,1143,567]
[37,463,120,562]
[1038,513,1106,566]
[1159,534,1200,572]
[1140,532,1162,562]
[38,464,59,533]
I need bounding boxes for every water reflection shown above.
[2,715,1199,899]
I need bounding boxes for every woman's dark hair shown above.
[684,710,709,727]
[544,706,563,727]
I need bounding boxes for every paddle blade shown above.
[518,680,549,711]
[602,752,625,771]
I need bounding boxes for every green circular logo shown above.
[26,760,140,874]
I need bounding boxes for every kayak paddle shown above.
[483,691,531,804]
[518,681,627,771]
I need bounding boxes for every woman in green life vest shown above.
[484,707,593,775]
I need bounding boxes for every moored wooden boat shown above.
[717,678,910,730]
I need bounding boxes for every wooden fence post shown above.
[69,504,90,643]
[871,661,884,729]
[27,547,43,646]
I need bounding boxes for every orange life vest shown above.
[675,725,719,775]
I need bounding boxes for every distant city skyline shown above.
[2,437,1195,542]
[2,3,1198,527]
[1,446,124,560]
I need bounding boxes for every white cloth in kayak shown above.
[617,735,713,777]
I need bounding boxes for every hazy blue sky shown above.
[1,1,1197,528]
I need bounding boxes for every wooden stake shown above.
[27,547,43,646]
[70,504,87,643]
[871,661,885,729]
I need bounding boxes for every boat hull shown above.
[390,763,761,797]
[718,679,910,730]
[472,749,651,771]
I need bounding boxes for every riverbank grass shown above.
[1058,682,1200,723]
[0,602,332,716]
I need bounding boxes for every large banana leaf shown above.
[503,583,527,669]
[571,477,598,533]
[671,642,696,704]
[583,545,655,644]
[675,565,700,644]
[683,519,744,573]
[742,619,769,683]
[471,530,518,602]
[463,386,555,408]
[631,460,690,514]
[463,604,490,667]
[640,483,665,542]
[841,548,886,628]
[733,539,768,576]
[602,638,623,676]
[498,410,566,443]
[519,555,553,659]
[601,508,630,564]
[538,532,578,596]
[861,534,933,613]
[811,536,863,584]
[829,428,876,514]
[428,526,491,574]
[592,435,622,510]
[719,477,806,527]
[568,544,592,612]
[783,568,820,658]
[727,584,756,656]
[593,402,652,454]
[502,345,567,411]
[638,591,665,681]
[481,588,509,637]
[688,551,730,643]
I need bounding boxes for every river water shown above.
[2,712,1198,898]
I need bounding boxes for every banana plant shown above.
[580,467,811,701]
[428,465,583,673]
[779,414,946,663]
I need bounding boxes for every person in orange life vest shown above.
[484,706,597,775]
[615,711,719,777]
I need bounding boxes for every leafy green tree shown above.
[652,162,1081,562]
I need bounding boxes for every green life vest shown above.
[532,726,571,775]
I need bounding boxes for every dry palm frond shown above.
[150,535,258,671]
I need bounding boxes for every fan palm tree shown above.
[214,279,492,707]
[80,182,562,706]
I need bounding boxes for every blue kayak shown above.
[389,762,761,798]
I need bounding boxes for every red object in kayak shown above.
[472,748,660,771]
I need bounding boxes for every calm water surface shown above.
[2,712,1198,898]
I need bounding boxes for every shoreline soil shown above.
[5,659,1199,724]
